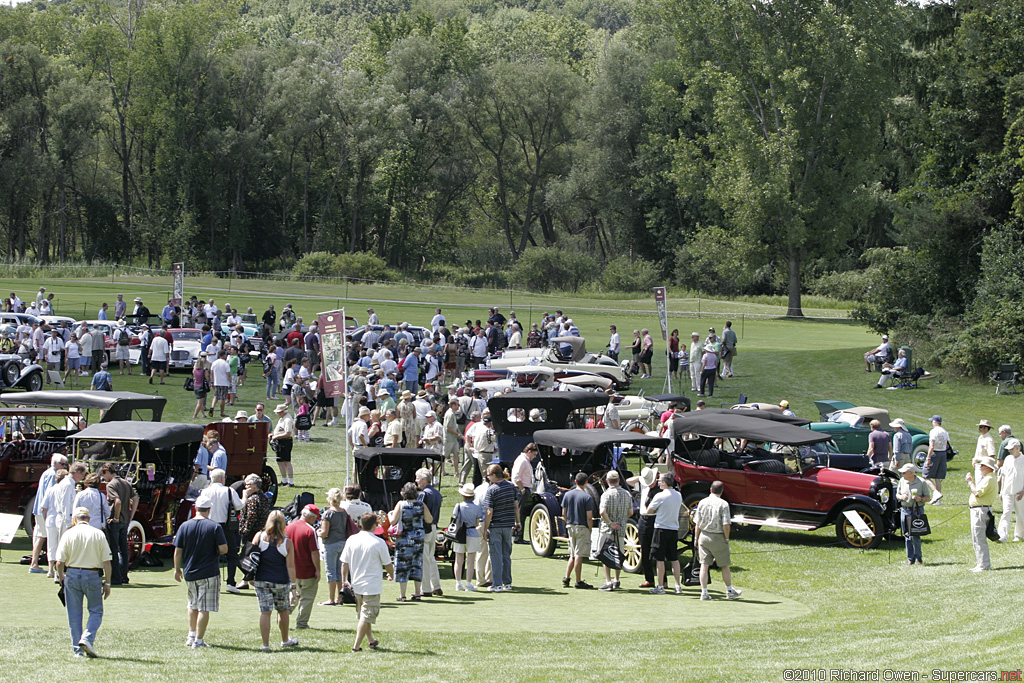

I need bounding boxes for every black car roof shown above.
[646,394,690,404]
[354,447,437,461]
[488,391,609,411]
[1,390,166,421]
[671,412,829,445]
[532,429,670,451]
[67,421,204,449]
[699,407,812,426]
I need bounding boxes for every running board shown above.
[731,514,819,531]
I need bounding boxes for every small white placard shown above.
[842,509,875,538]
[0,512,25,544]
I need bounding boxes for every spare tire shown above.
[3,360,21,387]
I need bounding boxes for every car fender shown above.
[910,434,929,451]
[17,364,43,383]
[824,494,885,526]
[535,491,564,536]
[679,480,711,500]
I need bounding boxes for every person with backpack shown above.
[90,362,113,392]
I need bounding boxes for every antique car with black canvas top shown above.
[487,391,610,472]
[809,400,945,466]
[353,446,453,562]
[1,390,166,423]
[670,411,898,549]
[67,420,277,565]
[526,429,670,573]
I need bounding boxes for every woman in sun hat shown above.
[271,404,295,487]
[626,466,660,588]
[451,482,483,591]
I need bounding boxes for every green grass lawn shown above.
[0,275,1020,681]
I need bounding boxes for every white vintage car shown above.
[167,328,204,369]
[487,337,628,388]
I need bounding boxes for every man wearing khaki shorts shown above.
[693,480,742,600]
[560,473,596,590]
[341,513,395,652]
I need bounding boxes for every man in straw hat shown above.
[973,419,997,480]
[626,466,660,588]
[966,456,998,571]
[889,418,913,471]
[896,463,929,564]
[55,506,112,657]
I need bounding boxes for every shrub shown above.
[509,246,597,293]
[333,252,391,281]
[292,252,338,279]
[600,256,660,293]
[808,270,870,301]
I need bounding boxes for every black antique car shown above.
[0,390,167,423]
[526,429,670,573]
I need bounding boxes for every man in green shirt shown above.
[720,320,738,378]
[966,456,998,572]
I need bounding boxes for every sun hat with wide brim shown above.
[889,418,905,429]
[273,403,289,414]
[459,483,476,497]
[640,466,658,488]
[977,419,992,428]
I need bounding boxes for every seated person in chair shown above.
[864,335,892,372]
[873,348,908,389]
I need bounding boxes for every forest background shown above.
[1,0,1023,374]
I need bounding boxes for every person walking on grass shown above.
[341,512,395,652]
[924,415,949,505]
[55,507,112,658]
[209,350,230,418]
[173,492,228,648]
[693,481,742,600]
[318,488,353,606]
[597,471,632,592]
[286,505,321,630]
[561,472,595,590]
[252,510,299,651]
[148,327,171,385]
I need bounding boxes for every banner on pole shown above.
[318,310,348,398]
[653,286,668,341]
[171,263,184,308]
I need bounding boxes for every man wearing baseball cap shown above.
[55,506,112,657]
[286,504,321,629]
[173,492,228,648]
[896,464,929,564]
[966,457,998,571]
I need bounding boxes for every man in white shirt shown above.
[348,407,370,449]
[77,328,93,376]
[607,325,620,362]
[924,415,950,504]
[974,419,997,480]
[365,308,379,326]
[42,328,64,384]
[210,350,231,418]
[204,299,220,321]
[203,469,244,593]
[997,438,1024,543]
[341,513,394,652]
[646,473,683,594]
[603,389,621,429]
[688,332,702,392]
[864,335,892,372]
[430,308,446,333]
[469,329,488,369]
[419,411,444,473]
[149,328,171,385]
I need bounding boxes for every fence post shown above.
[697,298,700,318]
[742,314,744,339]
[345,277,349,301]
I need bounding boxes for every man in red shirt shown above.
[286,505,321,630]
[285,323,304,348]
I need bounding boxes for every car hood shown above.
[804,465,877,493]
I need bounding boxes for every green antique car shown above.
[808,400,946,465]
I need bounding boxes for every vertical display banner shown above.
[318,309,349,398]
[653,286,669,341]
[171,262,185,307]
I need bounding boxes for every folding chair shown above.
[720,393,747,409]
[47,370,65,387]
[991,364,1019,395]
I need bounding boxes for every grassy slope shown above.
[0,276,1018,681]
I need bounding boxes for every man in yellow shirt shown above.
[55,507,112,657]
[966,456,998,572]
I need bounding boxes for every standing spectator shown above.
[693,481,742,600]
[527,323,543,349]
[137,324,151,377]
[389,482,430,601]
[341,512,394,652]
[668,329,681,383]
[646,473,683,594]
[318,488,353,606]
[451,483,482,591]
[607,325,620,361]
[91,323,106,372]
[997,438,1024,543]
[688,332,702,393]
[98,463,137,586]
[481,463,520,592]
[997,425,1013,469]
[148,327,171,384]
[53,464,86,542]
[626,467,659,589]
[204,469,243,594]
[561,473,595,590]
[974,419,998,480]
[39,470,68,579]
[966,457,997,572]
[383,408,402,447]
[865,420,891,469]
[55,507,112,657]
[341,485,374,522]
[28,453,66,574]
[209,350,231,418]
[511,444,536,544]
[402,347,421,393]
[42,328,64,385]
[443,398,462,480]
[97,302,109,320]
[173,493,228,648]
[113,294,126,320]
[73,473,110,532]
[252,510,299,651]
[415,468,443,596]
[597,471,632,591]
[924,415,949,504]
[699,344,719,397]
[890,418,913,470]
[77,327,92,377]
[720,320,737,378]
[286,505,321,630]
[191,355,209,418]
[638,328,654,379]
[365,308,379,325]
[468,328,487,369]
[113,321,132,375]
[896,463,929,564]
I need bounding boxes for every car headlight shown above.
[877,487,890,506]
[869,476,891,506]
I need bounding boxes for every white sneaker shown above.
[930,498,943,506]
[674,585,684,595]
[281,638,299,648]
[260,645,271,652]
[726,587,742,600]
[969,566,989,573]
[192,640,211,649]
[455,582,465,591]
[488,585,503,592]
[185,635,195,647]
[700,592,711,600]
[225,585,242,594]
[464,583,477,592]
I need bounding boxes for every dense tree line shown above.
[1,0,1022,341]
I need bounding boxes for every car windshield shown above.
[171,330,202,341]
[240,314,257,323]
[827,411,862,428]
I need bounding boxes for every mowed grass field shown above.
[0,275,1019,682]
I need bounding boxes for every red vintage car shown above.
[669,411,897,549]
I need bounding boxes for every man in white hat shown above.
[55,506,112,657]
[419,410,443,462]
[348,406,370,449]
[889,418,913,470]
[864,334,892,372]
[966,457,998,571]
[974,419,997,480]
[626,466,660,588]
[896,463,929,564]
[997,438,1024,543]
[173,492,228,647]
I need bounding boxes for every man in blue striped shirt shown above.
[481,464,521,593]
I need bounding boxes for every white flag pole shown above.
[342,306,351,486]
